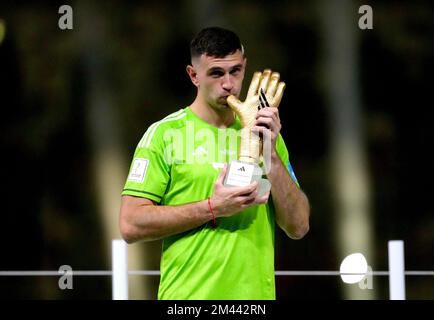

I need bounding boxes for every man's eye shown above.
[230,69,241,75]
[210,71,224,77]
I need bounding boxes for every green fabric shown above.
[122,107,295,300]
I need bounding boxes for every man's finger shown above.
[240,188,258,204]
[256,108,277,120]
[246,71,262,100]
[256,191,270,204]
[255,117,273,129]
[233,181,258,196]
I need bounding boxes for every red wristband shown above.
[207,197,217,229]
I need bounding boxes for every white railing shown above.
[0,239,427,299]
[110,239,409,300]
[388,240,406,300]
[111,239,128,300]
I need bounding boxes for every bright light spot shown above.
[340,253,368,284]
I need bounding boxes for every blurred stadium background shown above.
[0,0,433,299]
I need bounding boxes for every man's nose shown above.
[221,74,233,91]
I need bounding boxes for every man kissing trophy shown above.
[224,69,285,196]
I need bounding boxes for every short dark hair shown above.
[190,27,243,60]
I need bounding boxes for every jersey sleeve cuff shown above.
[121,189,162,203]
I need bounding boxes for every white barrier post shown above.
[112,239,128,300]
[388,240,405,300]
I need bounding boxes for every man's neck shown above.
[190,99,235,129]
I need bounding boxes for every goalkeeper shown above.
[120,27,310,300]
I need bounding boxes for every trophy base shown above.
[223,160,271,197]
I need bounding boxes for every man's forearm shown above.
[120,197,212,243]
[267,152,310,239]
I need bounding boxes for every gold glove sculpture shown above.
[224,69,285,196]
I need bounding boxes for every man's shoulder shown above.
[137,108,188,149]
[156,108,188,127]
[150,108,189,133]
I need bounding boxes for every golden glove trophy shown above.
[224,69,285,196]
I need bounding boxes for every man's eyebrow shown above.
[207,67,224,73]
[230,64,243,70]
[207,64,243,73]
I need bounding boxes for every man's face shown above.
[188,50,246,111]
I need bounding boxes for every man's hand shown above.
[210,164,269,217]
[252,106,281,155]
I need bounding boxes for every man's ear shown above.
[241,57,248,79]
[186,65,199,87]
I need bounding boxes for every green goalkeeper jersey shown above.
[122,107,299,300]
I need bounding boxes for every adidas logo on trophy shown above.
[223,69,285,196]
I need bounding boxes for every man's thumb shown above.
[216,163,228,184]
